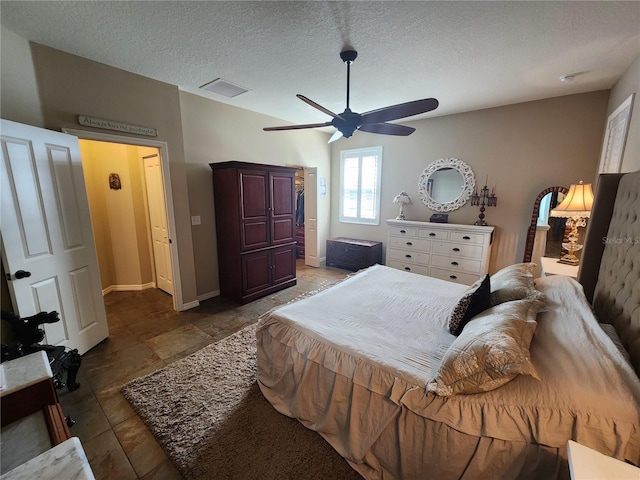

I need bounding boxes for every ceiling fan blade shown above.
[360,98,439,125]
[263,121,332,131]
[359,123,416,136]
[328,130,343,143]
[297,95,343,120]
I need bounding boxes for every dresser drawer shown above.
[430,268,479,285]
[388,261,429,276]
[388,248,430,265]
[389,226,417,237]
[418,229,449,240]
[432,241,483,258]
[450,232,486,244]
[389,236,431,252]
[430,254,481,274]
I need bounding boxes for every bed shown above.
[256,171,640,480]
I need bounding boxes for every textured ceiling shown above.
[2,1,639,129]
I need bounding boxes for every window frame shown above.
[339,146,383,225]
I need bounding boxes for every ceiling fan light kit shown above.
[264,49,439,142]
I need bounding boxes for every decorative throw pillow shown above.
[489,262,541,306]
[448,274,491,336]
[429,298,545,396]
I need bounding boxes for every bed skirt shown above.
[256,321,570,480]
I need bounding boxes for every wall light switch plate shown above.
[191,215,201,226]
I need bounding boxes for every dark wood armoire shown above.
[210,161,297,303]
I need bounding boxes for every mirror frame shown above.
[418,158,476,212]
[523,185,569,263]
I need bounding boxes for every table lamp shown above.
[549,181,594,266]
[393,192,412,220]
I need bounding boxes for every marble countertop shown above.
[0,351,52,397]
[0,437,94,480]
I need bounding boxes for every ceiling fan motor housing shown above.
[331,108,362,137]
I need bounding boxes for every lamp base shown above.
[557,255,580,266]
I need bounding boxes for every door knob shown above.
[12,270,32,280]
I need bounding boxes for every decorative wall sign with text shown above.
[78,115,157,137]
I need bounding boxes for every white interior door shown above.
[304,167,319,267]
[143,154,174,294]
[1,120,109,355]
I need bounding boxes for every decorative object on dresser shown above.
[210,161,297,304]
[549,181,594,266]
[471,177,498,226]
[386,219,493,285]
[418,158,476,212]
[392,191,412,220]
[326,237,383,271]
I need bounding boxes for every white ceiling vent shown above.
[200,78,250,97]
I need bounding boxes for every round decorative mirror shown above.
[418,158,476,212]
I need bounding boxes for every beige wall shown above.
[329,91,609,272]
[0,26,44,127]
[178,91,331,297]
[28,43,198,305]
[0,29,622,303]
[80,140,155,291]
[606,54,639,173]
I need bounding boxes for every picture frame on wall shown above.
[597,93,634,173]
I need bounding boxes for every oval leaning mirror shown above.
[418,158,476,212]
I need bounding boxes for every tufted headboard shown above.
[580,171,640,376]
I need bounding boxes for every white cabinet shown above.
[386,220,494,285]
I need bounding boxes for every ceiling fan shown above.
[264,49,439,142]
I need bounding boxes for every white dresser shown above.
[386,220,494,285]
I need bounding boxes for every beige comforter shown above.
[257,265,640,478]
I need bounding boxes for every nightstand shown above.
[567,440,640,479]
[540,256,579,279]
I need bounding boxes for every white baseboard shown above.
[178,299,200,311]
[197,290,220,302]
[102,282,156,296]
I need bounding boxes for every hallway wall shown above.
[80,140,155,292]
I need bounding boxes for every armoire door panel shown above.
[242,250,271,294]
[271,218,294,244]
[240,172,268,219]
[270,175,294,215]
[242,221,269,250]
[272,245,296,284]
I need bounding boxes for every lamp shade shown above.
[550,181,594,218]
[393,191,413,205]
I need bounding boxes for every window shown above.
[339,146,383,225]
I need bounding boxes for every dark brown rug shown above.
[122,323,362,480]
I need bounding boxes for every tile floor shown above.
[57,261,349,479]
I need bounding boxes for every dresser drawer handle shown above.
[449,275,458,279]
[404,267,411,271]
[452,247,460,252]
[405,254,412,258]
[400,229,406,234]
[406,242,413,246]
[429,232,436,236]
[451,261,459,266]
[462,236,471,240]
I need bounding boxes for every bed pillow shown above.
[448,274,491,336]
[429,298,545,396]
[489,262,539,306]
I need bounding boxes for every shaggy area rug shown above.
[122,323,362,480]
